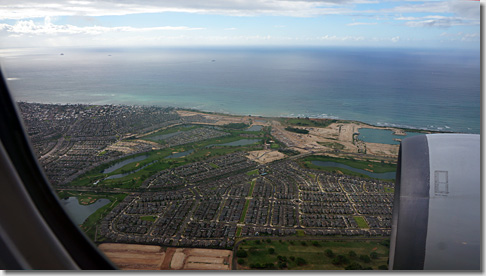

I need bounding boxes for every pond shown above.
[310,161,396,180]
[102,155,148,174]
[164,149,194,159]
[60,197,111,225]
[358,128,423,145]
[246,125,263,132]
[206,139,260,147]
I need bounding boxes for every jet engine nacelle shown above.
[389,134,480,270]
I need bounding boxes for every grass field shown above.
[236,239,389,270]
[246,169,259,176]
[353,216,369,228]
[239,200,250,223]
[248,180,256,197]
[140,215,157,222]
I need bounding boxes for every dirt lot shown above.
[99,243,232,270]
[99,243,165,270]
[247,150,287,164]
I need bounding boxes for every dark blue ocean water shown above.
[2,47,480,133]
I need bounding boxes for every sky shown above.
[0,0,480,49]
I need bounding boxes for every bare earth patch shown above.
[170,248,185,269]
[247,150,287,164]
[99,243,165,270]
[99,243,232,270]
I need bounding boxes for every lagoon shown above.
[60,197,110,225]
[102,155,148,174]
[358,128,423,145]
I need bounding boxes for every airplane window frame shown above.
[0,69,116,270]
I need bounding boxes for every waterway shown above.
[206,139,260,147]
[105,161,157,179]
[310,161,396,179]
[358,128,423,145]
[102,155,148,174]
[60,197,111,225]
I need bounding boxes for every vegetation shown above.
[248,180,256,197]
[285,126,309,134]
[236,249,248,258]
[246,169,260,176]
[317,141,345,150]
[140,216,157,222]
[278,148,300,156]
[69,124,268,189]
[283,117,338,128]
[239,199,250,223]
[354,216,369,228]
[237,239,389,270]
[222,123,250,129]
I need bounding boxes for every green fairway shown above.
[246,169,259,176]
[237,239,389,270]
[69,124,268,189]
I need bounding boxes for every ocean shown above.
[1,47,480,133]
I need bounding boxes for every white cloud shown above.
[0,19,204,36]
[0,0,363,19]
[317,35,365,41]
[390,0,479,28]
[385,1,450,14]
[405,17,469,28]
